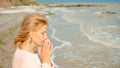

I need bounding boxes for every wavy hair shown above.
[14,14,48,47]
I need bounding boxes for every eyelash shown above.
[42,33,45,35]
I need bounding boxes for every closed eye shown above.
[41,31,46,35]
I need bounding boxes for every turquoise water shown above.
[45,3,120,68]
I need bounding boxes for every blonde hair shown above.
[14,14,48,47]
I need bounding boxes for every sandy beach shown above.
[0,6,45,68]
[0,3,120,68]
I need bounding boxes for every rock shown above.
[101,11,116,14]
[47,3,104,7]
[0,1,11,8]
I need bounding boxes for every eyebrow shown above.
[43,31,46,33]
[41,31,46,33]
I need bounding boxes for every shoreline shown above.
[0,3,120,68]
[47,3,105,7]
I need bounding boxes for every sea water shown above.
[45,3,120,68]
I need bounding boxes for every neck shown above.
[19,39,36,54]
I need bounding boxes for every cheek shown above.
[37,34,43,42]
[33,34,43,44]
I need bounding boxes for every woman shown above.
[12,14,54,68]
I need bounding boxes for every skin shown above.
[20,25,53,66]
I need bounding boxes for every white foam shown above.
[50,24,72,67]
[55,8,76,13]
[63,16,120,48]
[107,25,119,28]
[60,7,120,48]
[79,23,120,48]
[47,7,120,67]
[47,16,72,68]
[49,23,72,52]
[118,16,120,19]
[94,11,105,16]
[80,9,88,12]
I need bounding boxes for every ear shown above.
[30,31,33,38]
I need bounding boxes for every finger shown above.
[47,39,51,43]
[50,43,53,52]
[45,40,49,50]
[44,40,49,51]
[46,40,50,51]
[47,39,51,48]
[38,47,42,54]
[43,40,46,52]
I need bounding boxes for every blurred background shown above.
[0,0,120,68]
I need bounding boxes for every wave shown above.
[61,8,120,48]
[118,16,120,19]
[48,16,72,68]
[79,23,120,48]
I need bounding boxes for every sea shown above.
[44,3,120,68]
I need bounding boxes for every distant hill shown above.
[0,0,40,7]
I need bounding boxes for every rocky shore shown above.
[0,0,40,8]
[47,3,105,7]
[0,0,105,8]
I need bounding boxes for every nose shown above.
[44,33,48,40]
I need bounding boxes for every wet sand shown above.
[46,3,120,68]
[0,3,120,68]
[51,23,120,68]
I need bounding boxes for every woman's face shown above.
[31,25,47,46]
